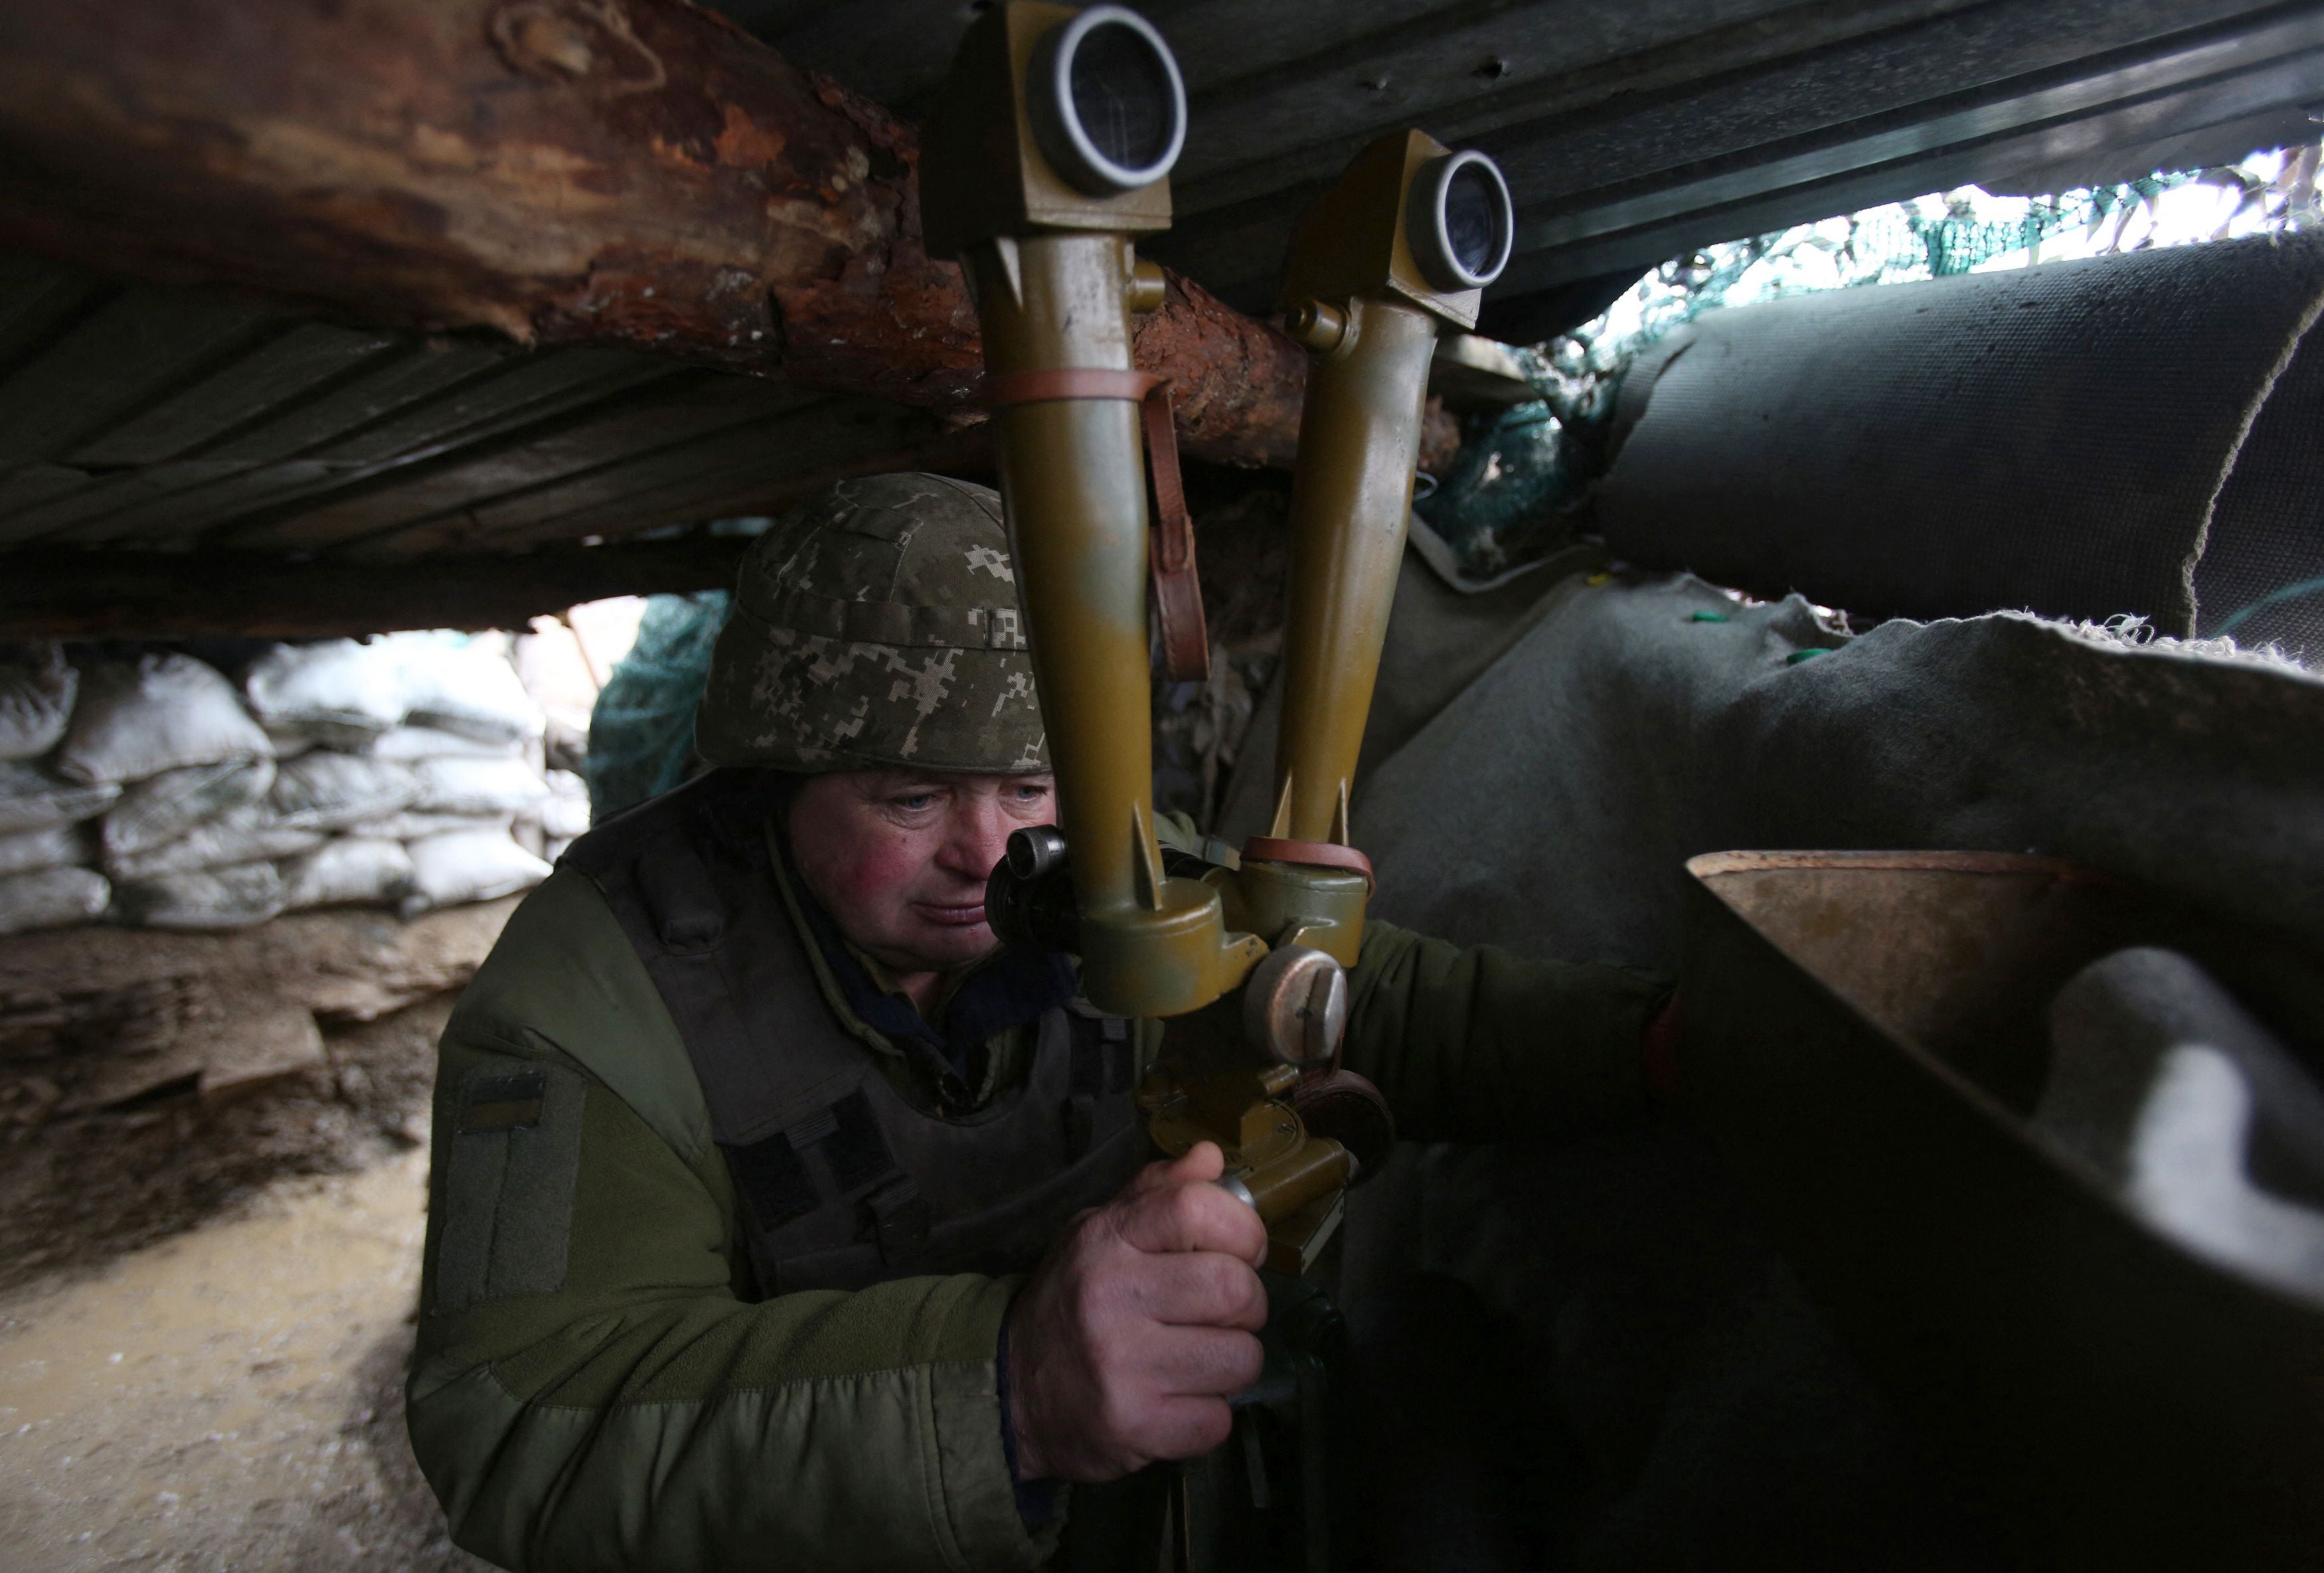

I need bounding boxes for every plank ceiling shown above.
[0,252,947,565]
[3,0,2319,633]
[741,0,2324,335]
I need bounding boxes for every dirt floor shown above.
[0,996,489,1572]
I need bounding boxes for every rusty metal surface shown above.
[1683,849,2324,1569]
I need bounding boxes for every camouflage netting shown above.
[584,591,728,823]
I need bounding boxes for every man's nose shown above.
[935,793,1014,881]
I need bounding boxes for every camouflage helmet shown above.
[695,473,1047,774]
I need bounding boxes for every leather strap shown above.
[985,367,1211,683]
[1240,836,1376,890]
[1138,383,1208,683]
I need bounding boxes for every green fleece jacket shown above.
[407,863,1664,1572]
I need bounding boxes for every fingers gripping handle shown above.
[1213,1139,1353,1222]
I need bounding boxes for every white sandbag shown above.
[111,860,286,930]
[343,808,515,841]
[0,822,88,878]
[0,865,110,936]
[54,654,272,785]
[384,634,545,744]
[279,837,416,911]
[244,639,405,747]
[0,644,78,762]
[267,751,421,831]
[0,760,120,834]
[263,724,321,762]
[367,724,520,762]
[102,756,277,861]
[105,804,327,882]
[410,754,551,817]
[513,770,590,862]
[540,770,590,839]
[400,828,550,916]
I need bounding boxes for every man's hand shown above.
[1005,1141,1270,1483]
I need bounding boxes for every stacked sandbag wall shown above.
[0,636,589,936]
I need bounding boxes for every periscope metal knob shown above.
[1241,944,1349,1068]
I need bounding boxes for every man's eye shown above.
[892,793,936,811]
[1012,785,1048,801]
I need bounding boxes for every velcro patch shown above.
[435,1058,586,1315]
[459,1072,546,1133]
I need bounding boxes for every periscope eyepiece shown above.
[1028,5,1187,195]
[1005,823,1070,881]
[1407,148,1514,292]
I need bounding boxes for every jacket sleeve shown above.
[1339,919,1669,1143]
[406,869,1055,1573]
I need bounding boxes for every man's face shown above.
[787,767,1057,977]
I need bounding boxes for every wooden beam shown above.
[0,538,748,638]
[0,0,1453,473]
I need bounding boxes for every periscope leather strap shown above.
[1137,384,1208,685]
[985,368,1211,683]
[1239,836,1376,890]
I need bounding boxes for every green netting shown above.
[1418,148,2324,579]
[583,590,729,822]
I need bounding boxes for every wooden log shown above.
[0,0,1455,473]
[0,538,752,639]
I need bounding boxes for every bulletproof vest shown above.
[563,770,1146,1298]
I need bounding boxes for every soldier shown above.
[408,472,1669,1570]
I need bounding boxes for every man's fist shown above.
[1004,1141,1270,1483]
